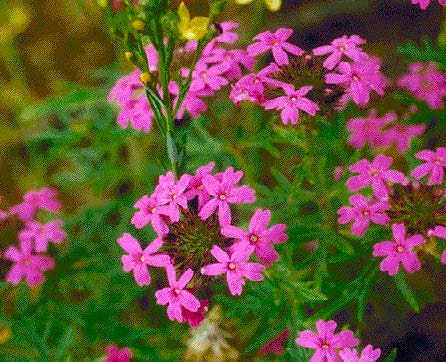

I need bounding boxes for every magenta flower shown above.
[155,265,200,322]
[131,195,169,235]
[116,94,153,133]
[411,147,446,185]
[428,225,446,264]
[181,299,208,328]
[105,344,132,362]
[412,0,446,10]
[184,162,215,209]
[203,21,240,54]
[187,61,230,92]
[4,238,55,287]
[203,48,256,80]
[169,81,209,119]
[337,194,390,237]
[201,243,265,296]
[108,70,142,106]
[263,85,319,125]
[154,172,191,223]
[221,208,287,265]
[373,223,426,276]
[117,233,170,286]
[198,167,256,226]
[295,319,359,362]
[346,155,406,198]
[18,220,66,253]
[339,345,381,362]
[247,28,304,66]
[11,188,61,222]
[258,328,290,356]
[382,123,425,153]
[326,57,386,106]
[398,62,446,109]
[313,35,367,70]
[346,110,395,149]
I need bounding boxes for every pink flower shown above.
[116,94,153,133]
[108,70,142,106]
[398,62,446,109]
[346,155,406,198]
[203,48,256,80]
[221,208,287,265]
[295,319,359,362]
[201,243,265,296]
[346,110,395,149]
[181,299,208,328]
[263,85,319,125]
[326,58,386,106]
[131,195,169,234]
[187,61,230,92]
[258,328,290,356]
[154,172,191,223]
[155,265,200,322]
[169,81,209,119]
[382,123,425,153]
[373,223,426,276]
[198,167,256,226]
[313,35,367,70]
[117,233,170,286]
[105,344,132,362]
[412,0,446,10]
[339,345,381,362]
[428,225,446,264]
[411,147,446,185]
[337,194,390,237]
[203,21,240,54]
[11,188,61,222]
[247,28,304,66]
[4,238,55,287]
[184,162,215,209]
[18,220,66,253]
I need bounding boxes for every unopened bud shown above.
[139,72,152,84]
[124,51,133,61]
[132,19,145,32]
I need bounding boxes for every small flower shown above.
[263,85,319,125]
[258,328,290,356]
[131,195,169,235]
[382,123,425,153]
[186,61,230,92]
[202,48,255,80]
[346,155,406,198]
[184,162,216,209]
[428,225,446,264]
[181,299,208,328]
[169,81,209,119]
[373,223,426,275]
[116,94,153,133]
[411,0,446,10]
[105,344,132,362]
[118,233,170,286]
[155,264,200,322]
[199,167,256,226]
[235,0,282,12]
[18,220,66,253]
[4,238,55,287]
[313,35,367,70]
[411,147,446,185]
[247,28,304,66]
[295,319,359,362]
[221,208,287,265]
[11,188,61,222]
[337,194,390,237]
[178,2,209,41]
[339,345,381,362]
[201,243,265,296]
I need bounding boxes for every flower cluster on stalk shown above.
[118,163,287,326]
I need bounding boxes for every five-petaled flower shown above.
[411,147,446,185]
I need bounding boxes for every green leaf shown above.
[384,348,398,362]
[393,271,420,312]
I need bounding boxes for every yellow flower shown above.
[0,327,11,344]
[235,0,281,12]
[178,2,209,41]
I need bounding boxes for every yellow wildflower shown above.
[178,2,209,41]
[235,0,281,12]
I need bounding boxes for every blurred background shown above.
[1,0,446,360]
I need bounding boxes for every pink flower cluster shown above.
[346,109,425,153]
[108,22,253,132]
[118,163,288,327]
[398,62,446,109]
[295,319,380,362]
[412,0,446,9]
[0,188,66,287]
[338,150,446,275]
[230,32,388,125]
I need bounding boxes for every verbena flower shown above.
[313,35,367,70]
[337,194,390,237]
[382,123,425,153]
[258,328,290,356]
[118,233,170,286]
[411,147,446,185]
[295,319,359,362]
[18,220,66,253]
[428,226,446,264]
[339,345,381,362]
[247,28,304,66]
[373,223,425,275]
[105,344,132,362]
[201,243,265,295]
[221,208,287,265]
[411,0,446,9]
[10,188,61,222]
[4,238,55,287]
[346,155,406,198]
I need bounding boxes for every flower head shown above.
[18,220,66,253]
[178,2,209,41]
[411,147,446,185]
[11,188,61,222]
[105,344,132,362]
[339,345,381,362]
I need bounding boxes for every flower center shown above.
[368,168,379,177]
[434,157,443,166]
[321,343,330,350]
[290,96,297,102]
[228,262,237,270]
[352,74,360,82]
[200,72,208,79]
[219,193,227,201]
[361,209,370,217]
[139,254,146,263]
[23,259,31,266]
[396,245,404,253]
[249,234,259,243]
[151,207,157,214]
[197,184,204,191]
[339,45,346,52]
[174,288,181,296]
[169,192,178,200]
